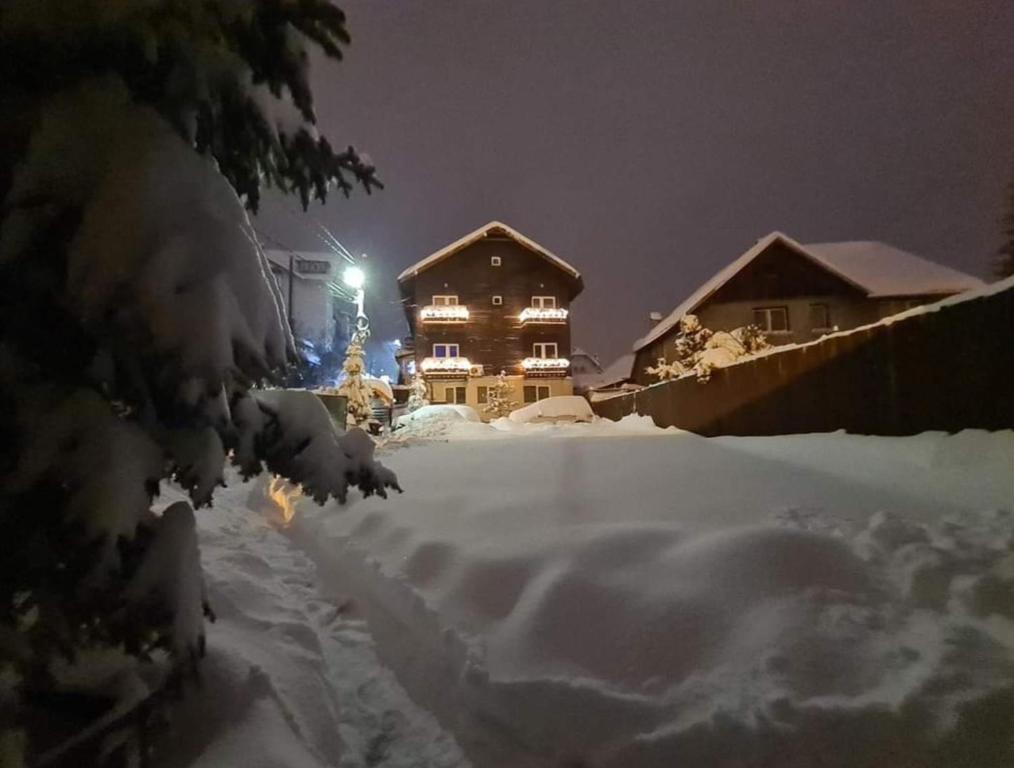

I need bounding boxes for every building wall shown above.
[407,237,576,379]
[268,253,351,349]
[426,374,573,419]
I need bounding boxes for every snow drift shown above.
[285,427,1014,767]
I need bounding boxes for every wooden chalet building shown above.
[631,231,984,386]
[398,221,583,411]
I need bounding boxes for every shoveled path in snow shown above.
[153,480,469,768]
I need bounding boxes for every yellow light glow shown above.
[268,475,302,525]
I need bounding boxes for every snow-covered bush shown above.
[336,338,374,425]
[646,315,771,383]
[406,374,430,412]
[483,370,517,418]
[0,2,396,762]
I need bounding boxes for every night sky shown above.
[260,0,1014,366]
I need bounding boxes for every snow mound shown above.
[507,395,594,424]
[398,404,481,426]
[292,429,1014,766]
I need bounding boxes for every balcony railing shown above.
[420,357,475,375]
[521,357,570,372]
[518,307,568,324]
[420,305,469,323]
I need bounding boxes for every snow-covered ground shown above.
[152,482,468,768]
[175,416,1014,767]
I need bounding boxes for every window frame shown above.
[531,295,557,309]
[477,386,488,404]
[752,306,790,334]
[532,342,558,359]
[432,343,460,358]
[808,302,832,332]
[490,256,502,267]
[492,295,503,306]
[431,295,458,306]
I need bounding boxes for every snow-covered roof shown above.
[804,241,985,299]
[397,221,581,282]
[633,232,985,351]
[570,347,602,369]
[582,353,636,390]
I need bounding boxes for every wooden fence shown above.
[592,283,1014,436]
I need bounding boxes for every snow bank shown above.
[159,478,468,768]
[507,395,594,423]
[288,428,1014,766]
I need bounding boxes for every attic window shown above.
[753,306,789,334]
[491,256,502,266]
[492,295,503,306]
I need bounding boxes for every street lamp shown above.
[342,263,368,340]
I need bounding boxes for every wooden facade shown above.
[398,222,583,412]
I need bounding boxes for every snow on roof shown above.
[397,221,581,282]
[570,347,602,368]
[584,353,636,390]
[803,241,985,299]
[633,232,985,351]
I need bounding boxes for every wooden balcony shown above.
[419,305,469,323]
[420,357,483,377]
[518,307,568,324]
[521,357,571,375]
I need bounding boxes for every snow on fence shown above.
[594,278,1014,435]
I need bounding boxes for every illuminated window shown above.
[443,386,467,404]
[531,296,556,308]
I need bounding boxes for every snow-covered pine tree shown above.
[484,371,518,418]
[406,374,430,412]
[997,181,1014,279]
[0,2,397,763]
[337,337,375,425]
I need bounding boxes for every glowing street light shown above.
[342,265,365,290]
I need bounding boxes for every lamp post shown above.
[337,262,374,426]
[342,264,368,343]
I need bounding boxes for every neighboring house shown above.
[265,250,354,350]
[397,221,584,411]
[570,348,603,395]
[584,353,638,400]
[632,232,984,386]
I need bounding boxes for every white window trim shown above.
[533,342,558,358]
[752,306,790,334]
[531,295,557,309]
[432,295,458,306]
[490,256,502,266]
[432,343,460,358]
[492,295,503,306]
